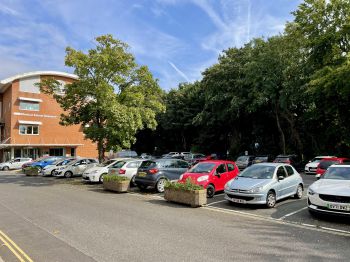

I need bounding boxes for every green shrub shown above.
[103,175,129,182]
[24,166,40,171]
[164,178,203,191]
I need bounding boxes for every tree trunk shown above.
[281,111,303,156]
[275,104,286,154]
[97,140,105,163]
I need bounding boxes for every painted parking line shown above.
[278,207,308,220]
[206,200,227,206]
[0,230,33,262]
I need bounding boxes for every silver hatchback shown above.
[224,163,304,208]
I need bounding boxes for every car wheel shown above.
[50,170,56,176]
[156,178,166,193]
[206,184,215,198]
[131,175,137,186]
[294,184,303,199]
[99,173,107,183]
[64,171,73,178]
[2,166,9,171]
[266,191,276,208]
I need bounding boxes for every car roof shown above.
[198,160,235,164]
[329,164,350,168]
[320,157,349,161]
[254,163,291,167]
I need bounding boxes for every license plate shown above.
[138,172,147,177]
[327,204,350,211]
[229,197,246,204]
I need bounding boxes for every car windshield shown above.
[98,160,115,167]
[188,163,216,173]
[237,156,248,161]
[239,165,275,179]
[53,159,66,165]
[323,167,350,180]
[255,156,267,161]
[319,160,338,169]
[111,161,126,169]
[274,157,289,162]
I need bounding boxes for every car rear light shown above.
[119,169,126,174]
[286,160,291,164]
[149,168,159,174]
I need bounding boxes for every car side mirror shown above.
[278,176,284,181]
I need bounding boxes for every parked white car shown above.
[53,158,98,178]
[308,164,350,216]
[41,158,76,176]
[82,158,121,182]
[304,156,335,174]
[108,159,143,185]
[0,158,32,170]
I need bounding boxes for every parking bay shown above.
[204,173,350,235]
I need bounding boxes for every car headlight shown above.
[308,188,315,195]
[247,186,263,193]
[179,174,183,181]
[197,175,209,182]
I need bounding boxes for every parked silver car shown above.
[308,164,350,216]
[108,159,143,185]
[41,158,76,176]
[224,163,304,208]
[0,158,32,170]
[53,158,98,178]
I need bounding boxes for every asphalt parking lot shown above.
[128,173,350,235]
[1,171,350,262]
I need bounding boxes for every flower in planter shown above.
[164,178,203,191]
[103,175,129,182]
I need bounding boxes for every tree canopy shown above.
[38,35,165,161]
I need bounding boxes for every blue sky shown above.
[0,0,301,90]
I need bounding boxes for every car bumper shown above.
[134,177,157,187]
[224,191,266,204]
[82,174,99,182]
[41,170,52,176]
[308,195,350,216]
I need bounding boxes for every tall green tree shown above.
[38,35,165,162]
[291,0,350,153]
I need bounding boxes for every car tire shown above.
[156,178,166,193]
[131,175,137,186]
[294,184,303,199]
[206,184,215,198]
[64,171,73,178]
[2,166,9,171]
[266,191,276,208]
[99,173,107,183]
[50,170,56,176]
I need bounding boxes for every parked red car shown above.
[316,157,350,178]
[178,160,239,198]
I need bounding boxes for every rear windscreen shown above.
[319,160,338,169]
[140,161,156,168]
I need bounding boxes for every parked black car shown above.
[134,159,190,193]
[273,154,303,171]
[235,155,255,170]
[252,155,274,164]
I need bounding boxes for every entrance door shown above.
[22,148,40,160]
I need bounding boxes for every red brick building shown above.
[0,71,98,161]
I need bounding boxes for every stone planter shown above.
[25,168,39,176]
[164,188,207,207]
[103,180,130,193]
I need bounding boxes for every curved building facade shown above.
[0,71,98,161]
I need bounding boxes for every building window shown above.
[49,148,64,156]
[19,125,39,135]
[19,76,40,93]
[19,101,40,111]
